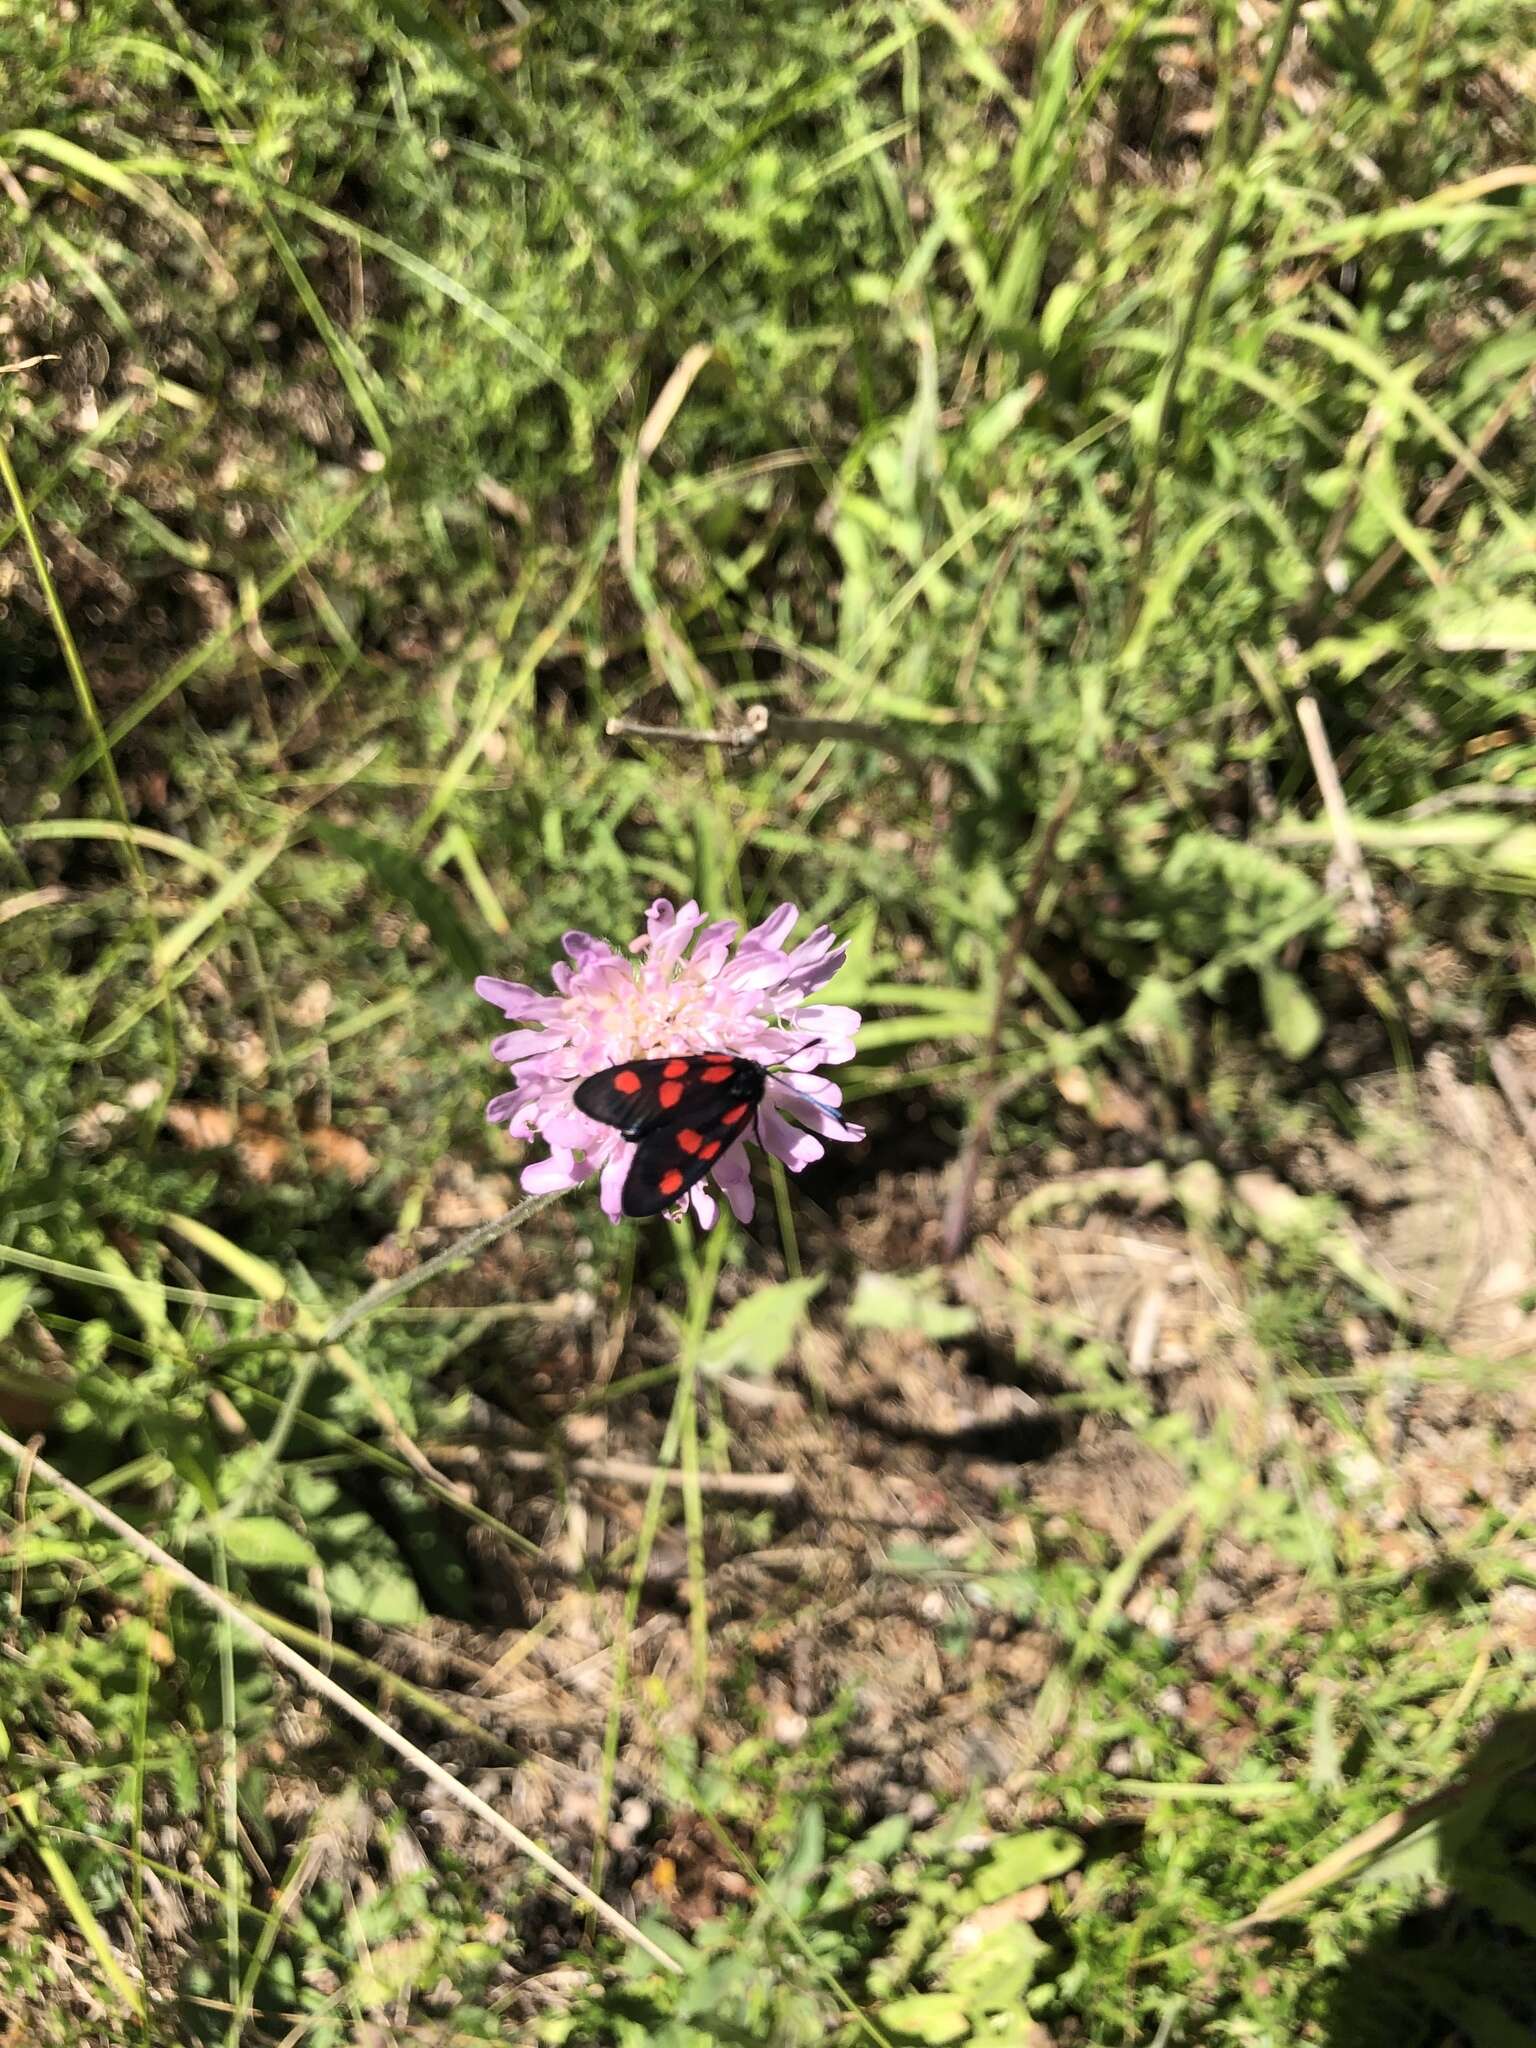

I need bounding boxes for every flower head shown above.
[476,899,863,1225]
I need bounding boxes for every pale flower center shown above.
[573,960,758,1059]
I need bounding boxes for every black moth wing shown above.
[572,1053,767,1217]
[574,1057,679,1136]
[619,1122,727,1216]
[573,1054,762,1138]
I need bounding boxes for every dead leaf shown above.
[364,1239,415,1281]
[237,1121,290,1183]
[304,1127,374,1183]
[428,1167,512,1227]
[227,1031,269,1082]
[71,1101,128,1149]
[164,1103,237,1150]
[288,978,333,1029]
[1091,1078,1151,1134]
[946,1885,1052,1953]
[1054,1065,1093,1107]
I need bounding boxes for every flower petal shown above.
[599,1148,632,1224]
[688,1183,718,1228]
[756,1100,825,1173]
[738,902,798,952]
[710,1144,756,1224]
[780,952,846,999]
[562,930,617,965]
[636,898,707,973]
[767,1079,865,1143]
[786,1004,862,1047]
[729,953,809,994]
[540,1107,606,1148]
[475,977,550,1018]
[687,919,743,979]
[490,1028,553,1064]
[521,1150,582,1195]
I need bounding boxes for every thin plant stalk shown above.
[211,1534,244,2048]
[589,1218,729,1898]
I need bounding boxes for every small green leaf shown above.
[822,1814,913,1910]
[969,383,1043,458]
[768,1801,825,1913]
[0,1276,34,1341]
[326,1556,426,1627]
[1172,1159,1225,1230]
[1123,502,1241,671]
[222,1516,321,1573]
[972,1828,1082,1902]
[1353,1816,1444,1893]
[1009,5,1086,198]
[700,1276,824,1378]
[1433,596,1536,652]
[1259,965,1325,1061]
[855,1007,989,1052]
[1490,826,1536,879]
[881,1993,971,2043]
[1124,974,1193,1081]
[850,1270,977,1342]
[943,1921,1050,2008]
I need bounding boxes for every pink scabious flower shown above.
[476,900,864,1226]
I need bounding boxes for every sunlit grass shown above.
[4,0,1536,2039]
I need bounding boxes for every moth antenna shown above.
[771,1034,824,1070]
[767,1035,851,1128]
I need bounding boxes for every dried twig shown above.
[1294,692,1379,933]
[605,701,927,769]
[941,773,1081,1261]
[617,342,713,576]
[0,884,72,926]
[606,708,765,751]
[433,1443,798,1501]
[0,354,60,377]
[0,1426,683,1975]
[1405,785,1536,818]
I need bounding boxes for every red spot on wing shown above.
[701,1065,734,1084]
[658,1080,683,1109]
[722,1102,749,1124]
[662,1058,688,1079]
[676,1129,703,1154]
[614,1069,642,1095]
[701,1141,721,1159]
[658,1168,684,1197]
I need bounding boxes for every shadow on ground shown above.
[1323,1712,1536,2048]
